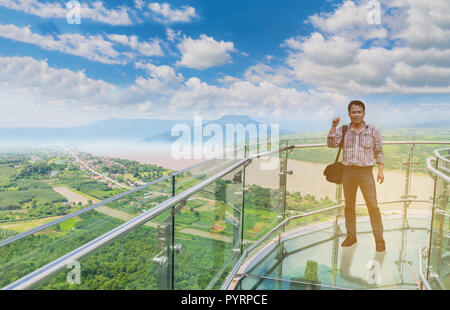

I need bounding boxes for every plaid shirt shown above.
[327,122,384,167]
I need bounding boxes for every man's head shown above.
[348,100,365,126]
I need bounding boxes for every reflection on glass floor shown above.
[235,217,430,290]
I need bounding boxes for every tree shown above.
[303,260,318,282]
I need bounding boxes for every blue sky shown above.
[0,0,448,127]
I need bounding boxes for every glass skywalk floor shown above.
[235,216,431,290]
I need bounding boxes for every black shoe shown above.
[341,235,357,247]
[376,240,386,252]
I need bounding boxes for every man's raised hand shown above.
[332,117,340,128]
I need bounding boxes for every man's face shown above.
[348,104,365,125]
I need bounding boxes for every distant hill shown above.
[143,114,293,145]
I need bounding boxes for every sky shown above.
[0,0,449,127]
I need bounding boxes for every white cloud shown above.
[286,33,361,67]
[391,63,450,88]
[243,63,295,86]
[148,2,199,23]
[0,24,163,64]
[0,0,133,25]
[166,28,182,42]
[167,77,348,119]
[0,56,178,126]
[308,0,387,41]
[107,34,163,57]
[1,54,447,127]
[217,75,241,84]
[394,0,450,49]
[135,62,184,94]
[0,55,347,126]
[176,34,236,69]
[283,0,450,94]
[0,56,117,126]
[0,24,123,64]
[1,0,448,126]
[135,0,145,10]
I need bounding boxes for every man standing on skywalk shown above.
[327,100,386,253]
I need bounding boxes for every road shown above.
[61,146,132,190]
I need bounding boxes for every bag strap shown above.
[334,125,348,163]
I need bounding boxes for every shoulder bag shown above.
[323,125,348,184]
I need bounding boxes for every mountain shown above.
[143,114,293,144]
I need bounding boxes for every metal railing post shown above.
[396,141,416,282]
[278,140,290,231]
[170,175,176,290]
[240,145,249,254]
[330,182,343,286]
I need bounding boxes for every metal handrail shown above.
[3,158,251,290]
[221,198,432,290]
[430,274,447,290]
[427,158,450,183]
[237,273,352,290]
[419,246,432,290]
[434,148,450,164]
[292,141,450,148]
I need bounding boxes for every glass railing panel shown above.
[237,213,430,290]
[97,181,173,219]
[0,208,123,288]
[31,209,172,290]
[282,136,326,147]
[173,165,244,289]
[234,208,339,290]
[174,158,242,194]
[286,147,337,211]
[242,150,283,249]
[404,201,433,220]
[234,229,283,288]
[241,226,337,290]
[286,140,440,208]
[283,208,338,235]
[428,170,449,289]
[0,182,172,289]
[436,152,450,176]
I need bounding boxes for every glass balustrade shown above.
[241,148,284,250]
[427,150,449,289]
[0,178,174,289]
[1,143,449,290]
[32,209,172,290]
[173,166,244,290]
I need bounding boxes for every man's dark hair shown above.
[348,100,365,112]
